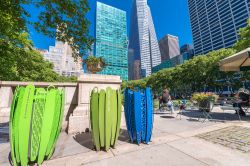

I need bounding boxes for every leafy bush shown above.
[192,92,219,103]
[83,55,106,73]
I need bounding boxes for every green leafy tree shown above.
[32,0,94,58]
[126,48,238,96]
[1,0,93,58]
[0,0,92,82]
[0,31,76,82]
[233,18,250,51]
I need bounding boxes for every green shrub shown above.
[192,92,219,103]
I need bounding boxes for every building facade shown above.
[152,54,186,73]
[180,44,195,60]
[159,34,180,62]
[152,60,172,73]
[39,41,82,77]
[188,0,250,55]
[95,2,128,80]
[152,54,193,73]
[128,0,161,80]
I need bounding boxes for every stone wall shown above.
[68,74,122,134]
[0,74,123,134]
[0,81,78,131]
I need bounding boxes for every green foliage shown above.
[126,79,148,89]
[233,18,250,52]
[126,48,241,96]
[83,55,106,73]
[125,19,250,96]
[1,0,93,59]
[84,56,106,67]
[0,1,29,45]
[192,92,219,103]
[0,0,91,82]
[32,0,94,59]
[0,33,76,82]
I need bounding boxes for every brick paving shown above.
[197,126,250,153]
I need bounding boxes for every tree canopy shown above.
[0,0,92,82]
[127,49,243,96]
[233,18,250,51]
[1,0,93,58]
[0,31,77,82]
[126,48,249,96]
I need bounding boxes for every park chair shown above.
[220,97,242,121]
[220,104,241,121]
[176,100,187,120]
[159,103,174,115]
[241,100,250,114]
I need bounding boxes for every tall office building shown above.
[39,41,82,77]
[159,34,180,61]
[188,0,250,55]
[128,0,161,80]
[180,44,193,55]
[95,2,128,80]
[180,44,195,60]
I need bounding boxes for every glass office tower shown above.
[188,0,250,55]
[95,2,128,80]
[128,0,161,80]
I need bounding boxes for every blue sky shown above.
[27,0,193,50]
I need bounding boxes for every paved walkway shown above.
[1,107,250,166]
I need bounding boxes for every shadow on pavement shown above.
[118,129,130,142]
[0,122,9,144]
[181,110,250,122]
[73,132,94,150]
[73,129,130,150]
[160,116,175,119]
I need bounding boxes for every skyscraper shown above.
[188,0,250,55]
[128,0,161,80]
[180,44,194,55]
[95,2,128,80]
[180,44,194,60]
[39,41,82,77]
[159,34,180,62]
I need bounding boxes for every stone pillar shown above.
[68,74,122,134]
[0,86,13,123]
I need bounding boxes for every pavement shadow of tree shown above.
[181,110,250,122]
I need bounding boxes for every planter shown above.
[86,63,103,74]
[198,100,214,112]
[192,93,218,112]
[90,87,122,151]
[124,88,153,144]
[84,56,106,74]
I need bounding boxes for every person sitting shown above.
[233,89,250,116]
[161,89,174,114]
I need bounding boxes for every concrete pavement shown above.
[1,107,250,166]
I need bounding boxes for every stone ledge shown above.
[78,74,122,84]
[0,81,77,87]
